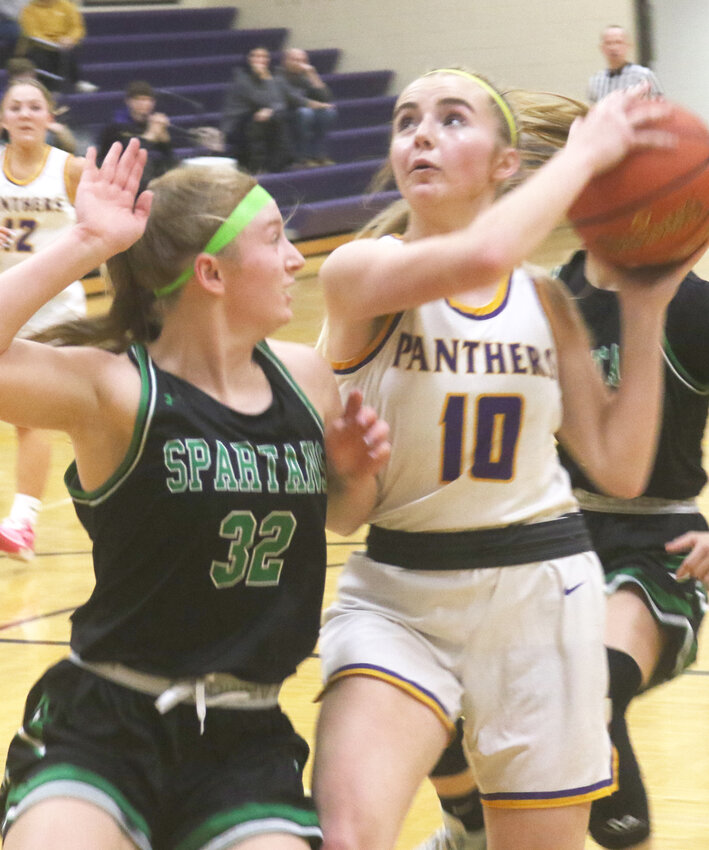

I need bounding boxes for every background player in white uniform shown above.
[0,77,85,561]
[310,69,705,850]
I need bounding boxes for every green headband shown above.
[424,69,518,146]
[153,184,273,298]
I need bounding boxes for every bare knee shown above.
[4,798,137,850]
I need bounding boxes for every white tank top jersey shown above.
[332,253,578,532]
[0,144,85,335]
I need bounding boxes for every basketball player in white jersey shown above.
[0,77,85,561]
[310,71,706,850]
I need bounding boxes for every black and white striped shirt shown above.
[587,63,663,103]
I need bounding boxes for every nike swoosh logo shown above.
[564,581,586,596]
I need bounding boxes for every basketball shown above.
[568,101,709,267]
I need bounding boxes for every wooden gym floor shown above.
[0,224,707,849]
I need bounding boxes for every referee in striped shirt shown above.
[588,24,663,103]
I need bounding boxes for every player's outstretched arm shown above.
[0,139,151,352]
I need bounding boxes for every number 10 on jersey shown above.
[440,393,523,482]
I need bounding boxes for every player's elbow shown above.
[462,243,512,289]
[606,479,645,500]
[325,513,365,538]
[583,454,650,500]
[595,469,647,500]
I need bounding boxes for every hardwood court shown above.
[0,225,708,849]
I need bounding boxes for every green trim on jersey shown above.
[64,344,155,506]
[663,334,709,395]
[177,800,321,850]
[63,342,323,507]
[258,340,324,434]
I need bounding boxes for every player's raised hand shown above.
[74,138,153,256]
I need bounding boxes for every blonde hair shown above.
[424,68,519,146]
[361,69,588,239]
[33,164,258,351]
[1,77,55,113]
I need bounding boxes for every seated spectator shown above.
[220,45,300,173]
[0,0,28,68]
[18,0,96,92]
[276,47,337,166]
[3,55,76,151]
[96,80,176,189]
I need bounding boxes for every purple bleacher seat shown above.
[169,112,223,128]
[83,7,237,37]
[328,125,391,162]
[60,5,399,239]
[285,190,401,240]
[78,29,289,65]
[60,83,229,124]
[78,65,390,109]
[335,96,397,130]
[259,159,388,207]
[72,113,225,150]
[321,70,393,100]
[174,125,390,168]
[173,147,212,160]
[83,55,235,90]
[174,157,400,240]
[298,48,340,75]
[58,90,129,125]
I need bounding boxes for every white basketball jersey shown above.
[333,263,578,532]
[0,144,85,336]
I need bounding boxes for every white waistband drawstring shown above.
[69,653,281,734]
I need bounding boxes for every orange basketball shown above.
[568,101,709,267]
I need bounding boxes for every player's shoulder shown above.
[322,234,397,266]
[664,269,709,344]
[524,261,570,301]
[265,338,330,384]
[664,271,709,384]
[672,269,709,310]
[65,152,85,178]
[265,338,334,421]
[549,250,589,290]
[319,235,399,290]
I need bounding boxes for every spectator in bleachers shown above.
[220,45,299,173]
[96,80,176,189]
[0,0,28,67]
[276,47,336,166]
[18,0,96,92]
